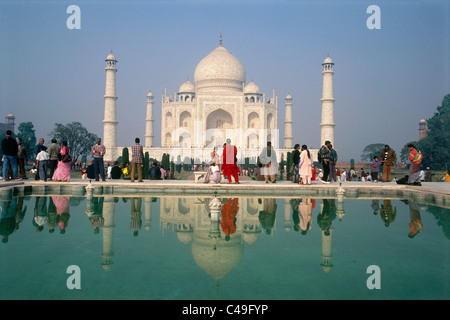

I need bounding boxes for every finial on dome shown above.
[219,32,222,46]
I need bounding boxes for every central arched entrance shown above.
[205,108,233,147]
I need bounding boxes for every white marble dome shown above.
[194,45,246,91]
[323,56,333,64]
[106,53,117,61]
[179,80,195,93]
[244,81,261,94]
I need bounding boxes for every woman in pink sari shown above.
[52,141,71,182]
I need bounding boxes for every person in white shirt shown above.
[36,145,50,181]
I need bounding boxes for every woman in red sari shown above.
[222,139,239,184]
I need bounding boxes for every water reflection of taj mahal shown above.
[86,196,340,283]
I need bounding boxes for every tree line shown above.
[360,94,449,170]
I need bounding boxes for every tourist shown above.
[290,144,300,183]
[91,138,106,181]
[207,160,221,184]
[36,145,49,182]
[111,161,122,179]
[222,139,240,184]
[48,138,60,180]
[160,166,167,179]
[17,137,28,179]
[328,143,338,182]
[29,165,37,179]
[407,144,422,186]
[122,163,130,179]
[149,161,161,180]
[130,138,144,182]
[371,156,380,182]
[380,145,397,182]
[259,141,278,184]
[107,163,113,179]
[52,141,71,182]
[425,167,432,182]
[336,168,341,182]
[299,145,312,185]
[34,138,45,180]
[318,141,331,184]
[341,169,347,182]
[2,130,20,181]
[444,170,450,182]
[316,168,323,181]
[81,165,87,179]
[419,169,425,182]
[210,147,220,167]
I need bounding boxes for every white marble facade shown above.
[102,41,334,164]
[160,43,278,151]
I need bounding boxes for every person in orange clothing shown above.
[407,144,423,186]
[220,198,239,241]
[222,139,240,184]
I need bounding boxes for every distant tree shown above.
[143,152,149,179]
[415,94,450,169]
[286,151,292,181]
[361,143,385,162]
[122,147,129,166]
[49,122,97,164]
[17,122,37,158]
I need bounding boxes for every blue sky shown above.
[1,0,448,161]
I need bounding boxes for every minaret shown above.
[284,94,293,149]
[419,119,427,140]
[103,52,118,162]
[145,91,154,147]
[320,56,335,146]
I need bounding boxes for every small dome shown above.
[147,91,153,97]
[179,80,195,93]
[106,53,117,61]
[244,82,261,94]
[323,56,333,64]
[419,119,426,123]
[286,94,292,100]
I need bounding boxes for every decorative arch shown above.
[248,112,259,129]
[206,108,233,147]
[179,111,192,128]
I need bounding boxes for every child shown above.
[30,165,38,179]
[371,156,380,182]
[81,166,87,179]
[36,145,49,181]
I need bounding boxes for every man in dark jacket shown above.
[2,130,20,181]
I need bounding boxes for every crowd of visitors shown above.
[0,130,444,185]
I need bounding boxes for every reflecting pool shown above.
[0,195,449,300]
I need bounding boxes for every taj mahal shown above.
[101,37,336,164]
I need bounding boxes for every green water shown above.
[0,195,449,300]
